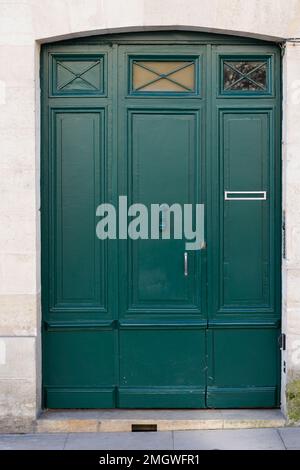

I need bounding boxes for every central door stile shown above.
[204,42,213,408]
[111,42,120,406]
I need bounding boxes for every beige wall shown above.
[0,0,300,430]
[282,41,300,412]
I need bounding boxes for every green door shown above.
[41,32,281,409]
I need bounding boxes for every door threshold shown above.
[36,409,286,433]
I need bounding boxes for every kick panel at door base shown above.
[41,32,281,409]
[118,329,206,408]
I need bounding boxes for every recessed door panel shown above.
[44,329,115,408]
[123,110,202,314]
[50,110,107,311]
[207,328,280,408]
[220,111,271,311]
[119,329,206,408]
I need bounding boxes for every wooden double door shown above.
[41,32,281,408]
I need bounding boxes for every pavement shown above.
[0,427,299,450]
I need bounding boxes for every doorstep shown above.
[36,409,286,433]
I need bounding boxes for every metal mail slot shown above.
[224,191,267,201]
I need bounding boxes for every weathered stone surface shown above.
[0,379,37,433]
[64,431,173,450]
[0,295,38,336]
[0,433,67,450]
[0,337,36,380]
[30,0,300,41]
[0,254,37,295]
[36,409,286,433]
[278,427,300,449]
[173,428,285,450]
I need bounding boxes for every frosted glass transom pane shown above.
[132,61,195,92]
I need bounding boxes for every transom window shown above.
[52,54,105,95]
[222,59,268,92]
[132,60,195,93]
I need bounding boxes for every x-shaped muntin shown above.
[133,60,194,92]
[224,61,267,90]
[57,60,101,91]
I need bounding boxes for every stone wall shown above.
[282,42,300,419]
[0,0,300,430]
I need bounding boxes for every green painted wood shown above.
[43,330,115,387]
[116,44,207,408]
[51,53,106,96]
[206,387,278,408]
[41,32,281,409]
[222,111,271,309]
[206,328,280,408]
[118,388,206,408]
[119,328,206,408]
[206,44,281,408]
[51,109,106,310]
[45,388,115,409]
[121,109,203,313]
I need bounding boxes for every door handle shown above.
[184,252,188,276]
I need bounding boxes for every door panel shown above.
[123,110,202,312]
[207,45,281,408]
[44,329,115,408]
[220,111,271,311]
[118,45,206,407]
[207,328,279,407]
[43,106,115,407]
[51,110,107,310]
[119,329,206,408]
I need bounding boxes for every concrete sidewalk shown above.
[0,427,299,450]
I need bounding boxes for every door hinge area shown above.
[279,42,286,57]
[282,210,286,259]
[278,333,286,350]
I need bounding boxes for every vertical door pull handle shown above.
[184,252,188,276]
